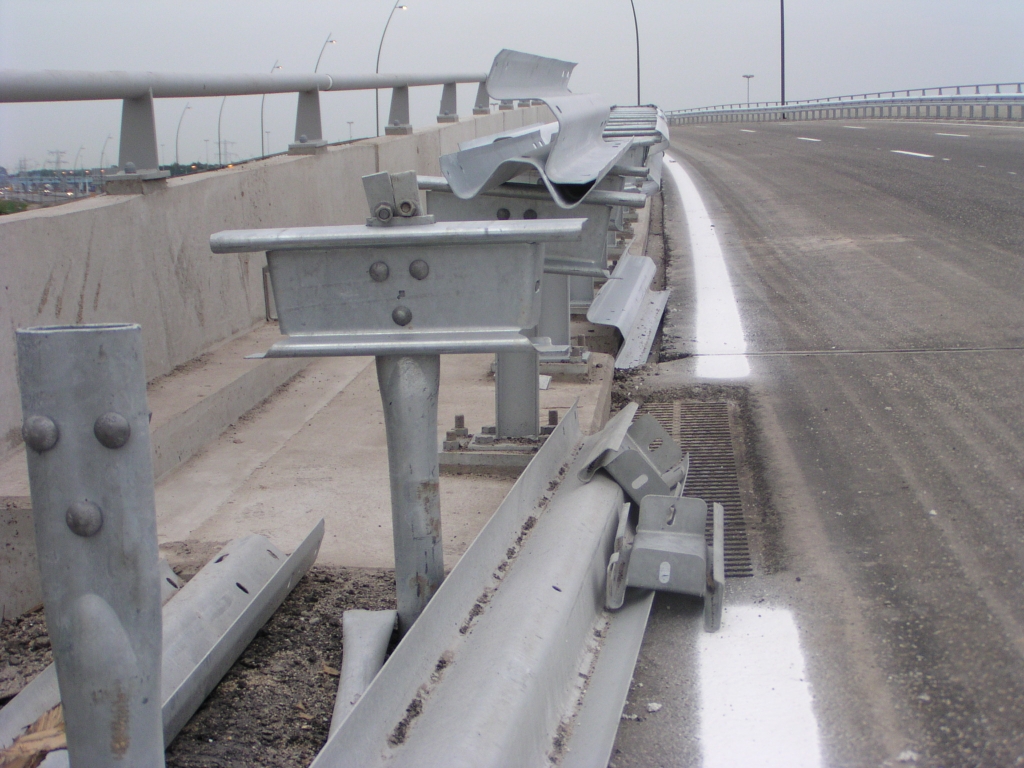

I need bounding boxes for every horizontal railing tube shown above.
[0,70,487,102]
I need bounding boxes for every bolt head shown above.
[373,202,394,222]
[94,412,131,449]
[369,261,390,282]
[66,500,103,537]
[392,306,413,326]
[409,259,430,280]
[22,415,59,453]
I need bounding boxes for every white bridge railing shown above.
[0,69,490,180]
[666,81,1024,125]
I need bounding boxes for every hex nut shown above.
[66,500,103,537]
[392,306,413,326]
[496,208,511,220]
[373,202,395,222]
[409,259,430,280]
[94,412,131,449]
[369,261,391,282]
[22,415,59,453]
[397,199,418,217]
[523,209,538,220]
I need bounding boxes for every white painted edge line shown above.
[663,156,749,379]
[842,125,867,129]
[699,605,823,768]
[935,132,970,137]
[891,150,934,158]
[797,137,822,142]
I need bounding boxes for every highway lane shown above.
[612,120,1024,767]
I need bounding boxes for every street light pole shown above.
[175,102,191,166]
[629,0,641,105]
[743,74,754,105]
[780,0,786,107]
[217,97,227,166]
[376,1,408,137]
[261,60,282,158]
[315,32,336,73]
[98,134,112,180]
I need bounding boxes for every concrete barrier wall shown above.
[0,106,550,458]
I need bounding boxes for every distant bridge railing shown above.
[666,81,1024,125]
[0,69,490,181]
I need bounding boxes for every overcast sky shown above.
[2,0,1022,170]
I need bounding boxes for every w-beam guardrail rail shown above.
[0,69,489,184]
[666,80,1024,125]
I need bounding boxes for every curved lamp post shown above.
[98,134,113,180]
[375,1,408,137]
[743,74,754,105]
[315,32,336,73]
[261,60,282,158]
[217,98,227,166]
[175,103,191,166]
[629,0,641,105]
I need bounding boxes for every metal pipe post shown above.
[376,354,444,633]
[495,348,540,438]
[16,324,164,767]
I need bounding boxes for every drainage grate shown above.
[638,401,754,578]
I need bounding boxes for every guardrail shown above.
[0,69,490,181]
[666,81,1024,125]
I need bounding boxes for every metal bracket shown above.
[472,82,490,115]
[385,86,413,135]
[437,82,459,123]
[363,170,433,227]
[579,404,688,505]
[289,89,328,154]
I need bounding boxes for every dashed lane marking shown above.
[891,150,934,158]
[935,132,970,137]
[797,137,822,142]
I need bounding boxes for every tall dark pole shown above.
[780,0,786,106]
[629,0,641,105]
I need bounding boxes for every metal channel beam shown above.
[0,524,323,759]
[588,254,670,369]
[311,405,650,767]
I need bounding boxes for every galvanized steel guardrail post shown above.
[16,323,165,767]
[210,177,584,631]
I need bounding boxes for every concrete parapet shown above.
[0,106,553,459]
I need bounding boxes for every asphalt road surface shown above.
[612,119,1024,768]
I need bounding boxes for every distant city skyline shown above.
[2,0,1022,169]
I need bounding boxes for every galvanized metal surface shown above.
[587,254,670,369]
[560,588,654,768]
[425,189,613,278]
[330,610,398,735]
[308,404,654,767]
[16,324,165,767]
[210,219,585,253]
[376,355,444,632]
[212,219,586,359]
[494,348,540,438]
[639,401,753,578]
[418,175,647,209]
[0,525,323,759]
